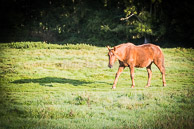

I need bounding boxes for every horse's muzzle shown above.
[108,64,113,68]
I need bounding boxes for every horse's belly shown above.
[135,59,152,68]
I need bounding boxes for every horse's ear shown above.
[107,46,110,50]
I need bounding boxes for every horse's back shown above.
[134,43,164,67]
[137,43,163,58]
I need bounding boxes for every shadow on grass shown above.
[12,77,95,87]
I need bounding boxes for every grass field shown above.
[0,42,194,129]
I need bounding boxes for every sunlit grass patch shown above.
[0,42,194,128]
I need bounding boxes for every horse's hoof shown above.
[112,87,116,89]
[131,86,135,88]
[163,84,167,87]
[145,85,150,88]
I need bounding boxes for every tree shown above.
[120,0,167,44]
[0,0,193,47]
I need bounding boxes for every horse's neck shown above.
[115,48,124,61]
[115,54,122,61]
[115,44,135,62]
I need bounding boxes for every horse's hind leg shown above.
[146,64,152,88]
[154,58,166,87]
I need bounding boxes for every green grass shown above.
[0,42,194,129]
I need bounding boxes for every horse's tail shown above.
[159,46,165,68]
[158,45,165,70]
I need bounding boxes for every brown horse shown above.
[107,43,166,89]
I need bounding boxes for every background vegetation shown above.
[1,0,194,47]
[0,42,194,128]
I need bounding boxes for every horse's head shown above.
[107,46,117,68]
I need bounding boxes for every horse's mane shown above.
[115,42,135,49]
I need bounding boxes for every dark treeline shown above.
[0,0,194,47]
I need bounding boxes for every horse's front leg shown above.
[112,66,125,89]
[129,66,135,88]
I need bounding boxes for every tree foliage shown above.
[0,0,193,47]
